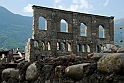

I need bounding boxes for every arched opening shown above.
[80,23,87,36]
[77,44,81,52]
[34,41,38,49]
[99,25,104,38]
[39,41,45,50]
[60,19,68,32]
[57,42,60,50]
[82,44,85,52]
[39,17,47,30]
[68,43,71,51]
[87,44,90,52]
[47,42,51,50]
[96,45,101,53]
[61,42,66,50]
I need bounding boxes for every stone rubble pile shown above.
[101,44,124,53]
[1,53,124,83]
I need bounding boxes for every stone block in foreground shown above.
[97,53,124,74]
[26,62,38,81]
[2,68,15,81]
[65,63,90,81]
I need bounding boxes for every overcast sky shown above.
[0,0,124,19]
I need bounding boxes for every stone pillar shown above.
[50,39,57,56]
[46,18,52,31]
[104,28,110,39]
[32,10,39,39]
[109,17,114,44]
[72,13,79,54]
[65,42,68,51]
[68,23,72,33]
[25,38,35,62]
[86,23,92,37]
[91,21,97,37]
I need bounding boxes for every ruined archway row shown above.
[32,6,114,39]
[32,39,103,54]
[25,5,114,62]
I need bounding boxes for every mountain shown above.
[0,6,124,49]
[0,6,32,49]
[114,18,124,27]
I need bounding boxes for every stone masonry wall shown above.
[25,5,114,62]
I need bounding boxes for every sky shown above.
[0,0,124,19]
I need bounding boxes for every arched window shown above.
[87,44,90,52]
[60,19,68,32]
[77,44,81,52]
[80,23,87,36]
[40,41,45,50]
[61,42,66,50]
[96,45,101,53]
[34,41,38,49]
[82,44,85,52]
[57,42,60,50]
[68,43,71,51]
[39,17,47,30]
[47,42,51,50]
[99,25,104,38]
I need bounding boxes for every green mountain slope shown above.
[0,6,32,49]
[0,34,24,49]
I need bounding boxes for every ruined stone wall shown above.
[25,5,114,62]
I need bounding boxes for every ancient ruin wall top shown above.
[32,5,114,18]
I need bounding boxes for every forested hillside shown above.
[0,6,32,49]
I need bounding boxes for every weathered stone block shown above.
[91,53,109,61]
[2,81,7,83]
[65,63,90,81]
[97,53,124,74]
[2,68,15,81]
[10,69,19,80]
[26,62,38,81]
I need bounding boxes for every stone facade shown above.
[25,5,114,62]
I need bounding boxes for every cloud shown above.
[73,0,79,4]
[103,0,109,7]
[55,0,61,3]
[80,0,89,9]
[24,4,33,12]
[59,5,67,10]
[54,0,94,13]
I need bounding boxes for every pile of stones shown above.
[1,53,124,83]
